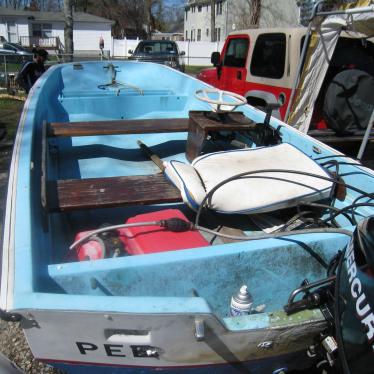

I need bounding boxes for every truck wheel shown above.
[323,69,374,135]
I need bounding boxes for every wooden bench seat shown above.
[46,174,182,212]
[49,118,190,137]
[43,118,189,212]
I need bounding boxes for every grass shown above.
[0,63,22,73]
[0,98,24,140]
[185,65,210,75]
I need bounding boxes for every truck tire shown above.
[323,69,374,135]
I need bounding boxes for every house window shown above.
[216,1,223,15]
[32,23,52,38]
[250,33,286,79]
[206,28,209,37]
[198,5,202,12]
[223,37,249,67]
[7,22,17,43]
[197,29,201,41]
[186,30,188,40]
[190,30,193,41]
[185,10,188,21]
[215,28,221,42]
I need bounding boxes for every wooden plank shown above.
[49,118,190,137]
[48,174,182,212]
[186,111,256,161]
[188,111,256,131]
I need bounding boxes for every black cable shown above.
[320,160,341,223]
[351,192,374,207]
[324,162,364,168]
[297,201,355,226]
[194,169,374,228]
[322,202,374,224]
[278,210,318,232]
[320,159,340,172]
[314,154,360,161]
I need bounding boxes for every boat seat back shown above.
[164,143,333,214]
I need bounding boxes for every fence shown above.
[112,39,225,66]
[0,39,226,89]
[0,54,30,90]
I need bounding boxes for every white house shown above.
[0,7,114,55]
[184,0,301,42]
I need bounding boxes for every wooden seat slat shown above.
[49,118,190,137]
[47,174,182,212]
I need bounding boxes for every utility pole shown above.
[210,0,215,42]
[64,0,74,62]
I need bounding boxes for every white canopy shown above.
[287,1,374,133]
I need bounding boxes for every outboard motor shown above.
[284,216,374,373]
[334,216,374,373]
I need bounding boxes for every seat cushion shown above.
[164,143,333,214]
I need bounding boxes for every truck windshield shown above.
[223,38,249,68]
[136,42,177,55]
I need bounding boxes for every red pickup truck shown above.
[197,27,374,137]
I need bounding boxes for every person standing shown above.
[16,48,48,93]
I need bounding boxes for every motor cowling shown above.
[336,216,374,373]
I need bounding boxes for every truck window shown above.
[250,33,286,79]
[223,38,249,68]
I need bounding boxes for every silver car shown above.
[0,42,33,63]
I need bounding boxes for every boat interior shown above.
[11,61,374,324]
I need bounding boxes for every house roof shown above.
[0,7,114,24]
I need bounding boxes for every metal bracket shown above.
[0,309,22,322]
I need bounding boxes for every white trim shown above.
[0,91,32,311]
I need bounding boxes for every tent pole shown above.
[357,109,374,160]
[316,5,374,17]
[284,0,325,123]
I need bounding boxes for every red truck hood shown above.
[197,67,216,85]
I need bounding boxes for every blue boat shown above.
[1,60,373,373]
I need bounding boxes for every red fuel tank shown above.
[118,209,209,255]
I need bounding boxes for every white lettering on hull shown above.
[345,241,374,350]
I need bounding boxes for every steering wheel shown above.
[195,88,247,113]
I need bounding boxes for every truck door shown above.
[219,35,249,95]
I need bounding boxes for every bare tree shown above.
[228,0,261,31]
[249,0,261,26]
[64,0,74,61]
[210,0,215,42]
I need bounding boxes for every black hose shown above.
[297,201,355,226]
[322,202,374,225]
[194,168,374,228]
[278,210,318,232]
[314,154,360,161]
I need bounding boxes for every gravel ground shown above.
[0,320,61,373]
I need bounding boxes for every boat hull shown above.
[22,309,324,373]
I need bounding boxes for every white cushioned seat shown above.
[164,143,333,214]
